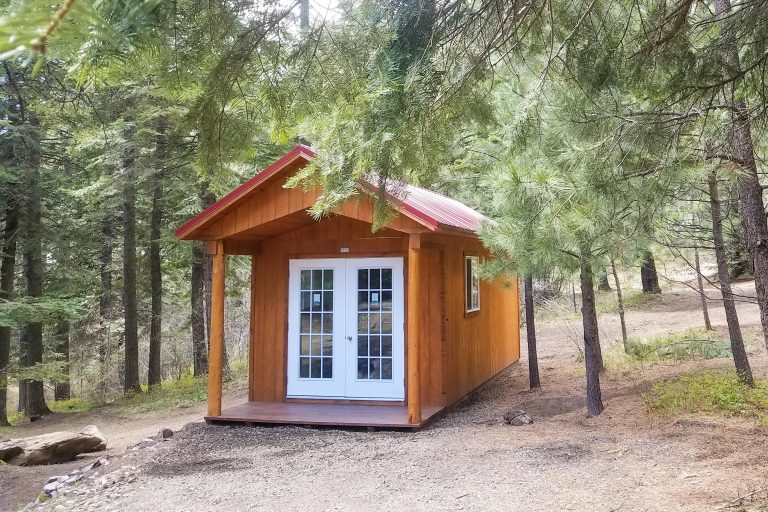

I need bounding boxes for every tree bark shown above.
[610,259,628,352]
[98,213,115,396]
[21,156,50,418]
[579,249,604,416]
[640,251,662,294]
[694,245,712,330]
[191,241,208,376]
[54,321,71,401]
[523,276,540,389]
[0,197,20,426]
[709,170,754,386]
[716,0,768,355]
[122,121,141,394]
[199,186,231,380]
[147,120,166,389]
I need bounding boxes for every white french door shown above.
[286,257,405,400]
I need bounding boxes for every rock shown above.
[79,426,107,452]
[0,441,23,461]
[159,428,173,439]
[0,426,108,466]
[503,410,533,426]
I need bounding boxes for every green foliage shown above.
[0,296,88,327]
[649,371,768,423]
[119,374,210,414]
[48,397,94,414]
[626,328,732,362]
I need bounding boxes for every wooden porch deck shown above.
[205,401,445,430]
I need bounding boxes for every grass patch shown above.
[648,370,768,423]
[49,397,95,414]
[625,328,731,362]
[119,374,210,414]
[595,290,658,315]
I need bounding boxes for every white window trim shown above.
[465,255,480,313]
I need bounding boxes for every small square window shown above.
[465,256,480,313]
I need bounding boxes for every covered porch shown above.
[206,401,444,429]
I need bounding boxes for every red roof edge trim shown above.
[175,144,316,239]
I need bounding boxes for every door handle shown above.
[346,336,353,341]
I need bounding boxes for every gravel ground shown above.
[18,281,768,511]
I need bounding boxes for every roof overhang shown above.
[176,144,485,241]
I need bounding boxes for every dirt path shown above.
[8,282,768,511]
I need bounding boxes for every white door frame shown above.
[286,257,405,401]
[286,259,347,398]
[344,257,405,400]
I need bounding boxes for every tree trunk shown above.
[579,249,604,416]
[122,122,141,394]
[597,268,611,291]
[191,241,208,376]
[0,197,20,426]
[709,170,754,386]
[694,245,712,330]
[147,121,166,390]
[21,159,50,418]
[716,0,768,355]
[523,276,540,389]
[640,251,661,294]
[610,259,628,352]
[299,0,309,28]
[199,186,231,380]
[54,321,71,401]
[98,213,115,396]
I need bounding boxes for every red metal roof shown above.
[175,144,487,239]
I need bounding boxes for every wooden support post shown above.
[407,235,422,425]
[208,239,225,417]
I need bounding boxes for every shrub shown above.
[648,370,768,422]
[625,328,731,362]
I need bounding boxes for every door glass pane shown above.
[322,313,333,333]
[358,269,368,289]
[312,269,323,289]
[311,358,322,378]
[300,270,311,290]
[381,359,392,379]
[381,335,392,356]
[358,292,368,311]
[381,313,392,334]
[355,266,394,381]
[322,358,333,378]
[297,267,334,380]
[311,336,321,355]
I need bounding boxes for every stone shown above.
[0,426,108,466]
[503,410,534,426]
[159,428,173,439]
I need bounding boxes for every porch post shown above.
[407,234,422,425]
[208,239,225,417]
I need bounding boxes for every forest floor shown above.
[4,281,768,511]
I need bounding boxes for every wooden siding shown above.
[246,221,520,407]
[198,177,427,241]
[249,215,409,402]
[425,234,520,407]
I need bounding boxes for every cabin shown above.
[175,145,520,429]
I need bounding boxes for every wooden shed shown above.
[176,145,520,429]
